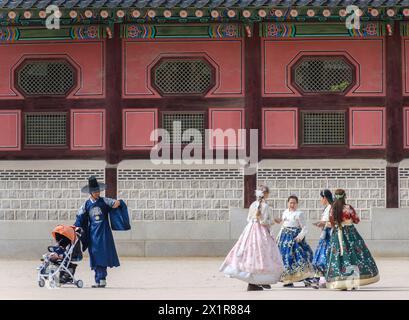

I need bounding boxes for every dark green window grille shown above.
[17,60,75,96]
[293,56,354,94]
[25,113,67,146]
[162,113,205,144]
[153,59,214,96]
[302,112,345,145]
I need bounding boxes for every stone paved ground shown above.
[0,257,408,300]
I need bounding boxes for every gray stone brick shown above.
[209,181,219,188]
[154,181,164,189]
[195,190,205,198]
[218,210,230,220]
[370,189,380,198]
[186,189,196,199]
[48,210,59,220]
[143,210,154,220]
[165,210,175,220]
[277,180,286,188]
[360,189,370,198]
[155,210,165,220]
[207,210,218,220]
[140,190,149,198]
[11,200,20,209]
[234,190,243,199]
[368,180,378,188]
[220,200,229,209]
[215,190,224,198]
[57,200,67,209]
[205,190,214,198]
[147,200,156,209]
[368,199,377,208]
[59,211,69,220]
[26,211,37,220]
[132,211,143,221]
[203,200,212,209]
[176,211,185,220]
[174,200,183,209]
[186,211,195,220]
[176,190,185,199]
[155,200,164,209]
[30,200,39,209]
[200,181,209,189]
[192,200,202,209]
[173,181,181,189]
[5,210,15,220]
[149,190,159,199]
[130,190,140,198]
[212,200,221,209]
[357,180,368,188]
[191,181,200,188]
[145,181,154,189]
[183,200,192,209]
[163,181,173,189]
[196,211,207,220]
[134,181,144,189]
[16,211,26,220]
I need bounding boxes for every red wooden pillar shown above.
[105,24,122,198]
[244,23,261,208]
[385,21,404,208]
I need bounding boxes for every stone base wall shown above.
[118,163,244,221]
[399,163,409,207]
[257,160,387,220]
[0,161,104,221]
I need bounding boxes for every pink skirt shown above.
[219,222,284,284]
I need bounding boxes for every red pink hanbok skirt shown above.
[219,221,284,284]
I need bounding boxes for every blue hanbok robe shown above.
[74,197,129,270]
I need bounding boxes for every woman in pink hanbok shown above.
[219,185,284,291]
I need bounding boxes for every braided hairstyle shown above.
[255,185,270,219]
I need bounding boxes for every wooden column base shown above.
[386,165,399,208]
[105,167,117,199]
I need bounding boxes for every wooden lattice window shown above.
[24,113,67,146]
[15,59,76,97]
[162,113,205,144]
[292,56,355,95]
[152,58,215,96]
[302,112,346,145]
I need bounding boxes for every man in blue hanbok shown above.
[74,176,130,288]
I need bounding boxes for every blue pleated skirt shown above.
[312,227,331,277]
[277,227,314,284]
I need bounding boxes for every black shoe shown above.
[247,283,263,291]
[283,283,294,288]
[261,284,271,289]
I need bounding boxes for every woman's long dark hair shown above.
[332,189,346,226]
[320,189,334,204]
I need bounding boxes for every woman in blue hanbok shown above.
[275,195,315,287]
[74,176,130,288]
[312,189,333,288]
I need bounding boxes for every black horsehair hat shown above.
[81,176,107,194]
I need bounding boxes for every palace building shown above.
[0,1,408,257]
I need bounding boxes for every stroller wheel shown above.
[38,279,45,288]
[76,280,84,288]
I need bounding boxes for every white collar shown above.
[89,197,99,204]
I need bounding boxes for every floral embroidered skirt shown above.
[312,227,331,277]
[326,225,380,290]
[219,222,284,285]
[277,227,314,284]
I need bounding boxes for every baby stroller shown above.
[37,225,84,288]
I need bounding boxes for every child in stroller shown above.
[37,225,84,288]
